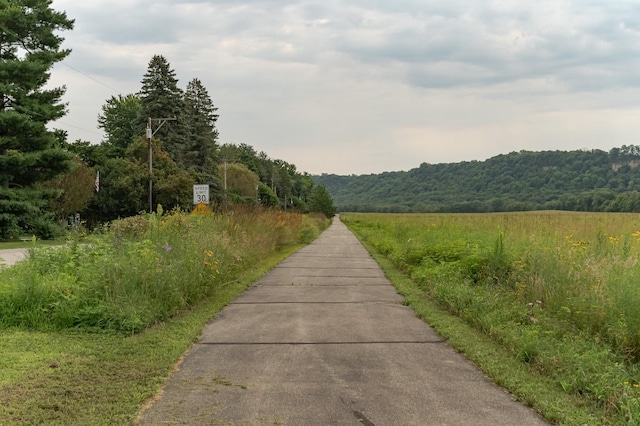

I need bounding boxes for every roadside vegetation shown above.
[342,212,640,425]
[0,208,328,424]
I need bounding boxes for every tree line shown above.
[0,1,335,239]
[65,54,335,224]
[314,146,640,213]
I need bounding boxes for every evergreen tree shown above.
[257,182,278,207]
[0,0,74,238]
[182,78,223,203]
[137,55,185,166]
[183,78,219,172]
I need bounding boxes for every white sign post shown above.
[193,184,210,204]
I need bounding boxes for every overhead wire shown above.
[1,23,123,139]
[59,61,121,94]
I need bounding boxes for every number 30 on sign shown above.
[193,184,209,204]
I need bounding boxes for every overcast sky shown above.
[48,0,640,175]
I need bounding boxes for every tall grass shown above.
[0,207,327,334]
[343,212,640,423]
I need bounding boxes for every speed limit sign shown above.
[193,184,210,204]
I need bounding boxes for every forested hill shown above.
[313,146,640,213]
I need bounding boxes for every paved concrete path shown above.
[137,218,547,425]
[0,248,28,267]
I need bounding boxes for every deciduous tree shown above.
[217,162,259,199]
[98,94,141,155]
[125,136,195,211]
[42,157,95,221]
[309,184,336,218]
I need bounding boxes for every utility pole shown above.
[147,117,176,213]
[224,161,228,191]
[223,156,238,197]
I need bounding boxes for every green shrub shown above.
[29,215,65,240]
[110,215,150,237]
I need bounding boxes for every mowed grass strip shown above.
[0,238,64,250]
[0,244,302,425]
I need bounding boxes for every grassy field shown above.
[0,208,328,425]
[342,211,640,425]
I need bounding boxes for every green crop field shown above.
[342,211,640,425]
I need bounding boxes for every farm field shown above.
[342,211,640,425]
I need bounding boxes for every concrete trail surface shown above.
[137,217,547,426]
[0,248,28,267]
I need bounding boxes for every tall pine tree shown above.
[182,78,223,201]
[137,55,185,167]
[182,78,219,173]
[0,0,74,238]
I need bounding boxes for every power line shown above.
[53,57,127,139]
[8,102,104,138]
[59,61,121,94]
[52,60,123,139]
[0,27,122,138]
[1,24,118,92]
[51,119,104,138]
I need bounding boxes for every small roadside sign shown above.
[193,184,209,204]
[191,202,210,215]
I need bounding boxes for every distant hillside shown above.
[313,146,640,213]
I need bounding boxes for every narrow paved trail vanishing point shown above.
[137,217,547,425]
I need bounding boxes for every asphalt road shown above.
[0,248,28,267]
[137,217,548,425]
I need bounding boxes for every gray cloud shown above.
[61,0,640,90]
[49,0,640,174]
[330,1,640,90]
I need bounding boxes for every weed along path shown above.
[137,217,547,425]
